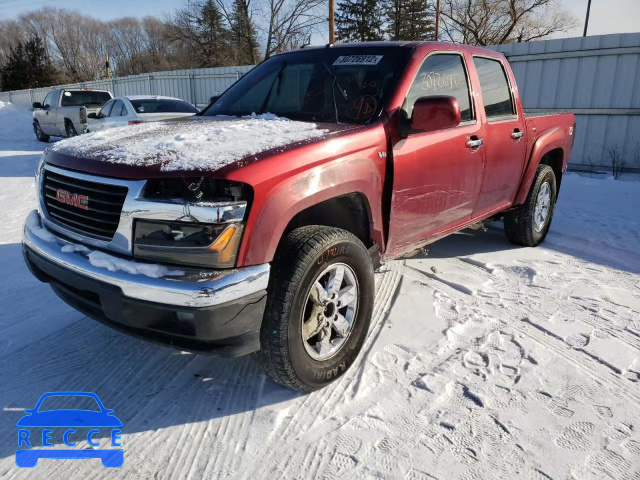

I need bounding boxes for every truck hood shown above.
[45,116,363,179]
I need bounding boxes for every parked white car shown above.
[86,95,199,132]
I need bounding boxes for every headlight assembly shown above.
[133,219,244,268]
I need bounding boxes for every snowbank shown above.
[51,115,328,172]
[0,101,41,148]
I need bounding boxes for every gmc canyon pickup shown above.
[22,42,575,391]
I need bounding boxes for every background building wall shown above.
[488,32,640,171]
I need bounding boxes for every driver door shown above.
[386,52,485,257]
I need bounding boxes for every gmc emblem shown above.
[55,189,89,210]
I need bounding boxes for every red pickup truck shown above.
[23,42,575,391]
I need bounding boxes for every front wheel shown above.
[253,226,375,392]
[33,121,49,142]
[504,164,557,246]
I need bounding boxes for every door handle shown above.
[511,130,523,140]
[466,138,483,149]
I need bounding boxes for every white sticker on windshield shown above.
[63,92,72,96]
[333,55,383,66]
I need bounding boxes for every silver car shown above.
[86,95,199,132]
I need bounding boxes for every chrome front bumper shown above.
[22,210,269,308]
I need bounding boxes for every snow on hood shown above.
[50,114,328,172]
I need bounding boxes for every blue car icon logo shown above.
[15,391,123,468]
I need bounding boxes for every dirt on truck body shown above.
[22,41,575,391]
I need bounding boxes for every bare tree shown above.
[261,0,326,58]
[440,0,577,46]
[632,141,640,171]
[607,145,625,179]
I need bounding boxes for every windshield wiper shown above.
[259,62,286,114]
[321,61,349,124]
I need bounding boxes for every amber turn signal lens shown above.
[209,224,242,264]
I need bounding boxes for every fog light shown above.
[134,220,244,268]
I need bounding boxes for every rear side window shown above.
[112,100,127,116]
[130,99,198,114]
[405,53,473,122]
[473,57,515,119]
[61,91,112,107]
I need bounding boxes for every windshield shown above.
[204,47,412,124]
[131,99,198,114]
[61,90,112,107]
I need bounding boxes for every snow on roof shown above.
[51,114,327,172]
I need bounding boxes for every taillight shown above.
[128,120,143,125]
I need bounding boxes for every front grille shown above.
[42,169,128,240]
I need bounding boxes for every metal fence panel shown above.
[0,65,255,110]
[488,32,640,170]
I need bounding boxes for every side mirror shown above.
[209,95,219,105]
[88,112,97,119]
[410,96,461,133]
[32,102,42,109]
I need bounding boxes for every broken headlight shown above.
[133,219,244,268]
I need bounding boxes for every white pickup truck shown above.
[32,88,113,142]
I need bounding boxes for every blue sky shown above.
[1,0,639,42]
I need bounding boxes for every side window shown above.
[42,92,53,108]
[405,53,473,122]
[473,57,515,119]
[99,100,115,118]
[49,90,60,108]
[118,102,130,116]
[112,100,126,117]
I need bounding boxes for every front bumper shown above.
[22,210,269,356]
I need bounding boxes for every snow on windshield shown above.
[51,114,327,171]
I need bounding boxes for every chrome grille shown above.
[42,169,128,240]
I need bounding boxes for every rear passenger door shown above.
[387,52,485,257]
[471,56,526,217]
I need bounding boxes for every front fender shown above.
[237,152,385,267]
[514,127,567,206]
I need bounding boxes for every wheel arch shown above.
[514,127,567,206]
[236,157,386,267]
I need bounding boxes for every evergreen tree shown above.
[1,36,59,91]
[197,0,231,65]
[335,0,384,42]
[230,0,259,64]
[385,0,435,41]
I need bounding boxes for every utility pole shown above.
[329,0,335,43]
[435,0,441,41]
[583,0,592,37]
[105,53,111,79]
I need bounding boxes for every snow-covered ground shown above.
[1,102,639,479]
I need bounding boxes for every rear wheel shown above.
[504,164,557,246]
[253,226,374,392]
[33,121,49,142]
[66,122,78,138]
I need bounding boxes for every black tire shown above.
[504,164,557,246]
[33,121,49,142]
[66,122,78,137]
[253,226,375,392]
